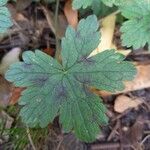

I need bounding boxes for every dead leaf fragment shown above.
[0,76,11,108]
[90,12,116,56]
[0,77,24,107]
[90,12,131,57]
[16,0,32,11]
[9,87,25,105]
[64,0,78,28]
[43,48,55,56]
[114,95,142,113]
[111,43,131,56]
[121,117,144,150]
[0,47,21,75]
[0,111,14,142]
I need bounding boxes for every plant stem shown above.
[54,0,61,62]
[26,127,36,150]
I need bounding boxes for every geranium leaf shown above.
[5,15,136,142]
[72,0,126,9]
[0,0,13,33]
[120,0,150,49]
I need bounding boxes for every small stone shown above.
[122,126,129,132]
[114,95,142,113]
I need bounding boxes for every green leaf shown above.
[5,15,137,142]
[120,0,150,49]
[0,0,13,33]
[72,0,126,9]
[33,0,55,3]
[72,0,93,9]
[0,0,8,5]
[101,0,115,7]
[91,0,117,17]
[101,0,126,7]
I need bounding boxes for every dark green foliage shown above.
[120,0,150,49]
[0,0,13,33]
[5,15,136,142]
[72,0,125,9]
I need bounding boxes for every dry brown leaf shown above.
[0,47,21,75]
[16,0,32,11]
[90,12,131,57]
[130,118,144,149]
[14,13,28,21]
[64,0,78,28]
[90,12,116,56]
[0,111,14,142]
[43,48,55,56]
[111,43,131,56]
[9,87,25,105]
[0,76,11,108]
[121,117,144,150]
[0,76,24,107]
[114,95,142,113]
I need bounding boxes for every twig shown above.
[107,120,119,141]
[56,135,64,150]
[140,134,150,146]
[41,6,56,35]
[0,43,24,49]
[112,109,129,121]
[91,142,133,150]
[13,19,22,30]
[26,127,36,150]
[144,130,150,134]
[118,120,124,150]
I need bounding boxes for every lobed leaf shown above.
[5,15,136,142]
[0,0,8,6]
[120,0,150,49]
[72,0,93,9]
[72,0,126,9]
[101,0,128,7]
[0,0,13,33]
